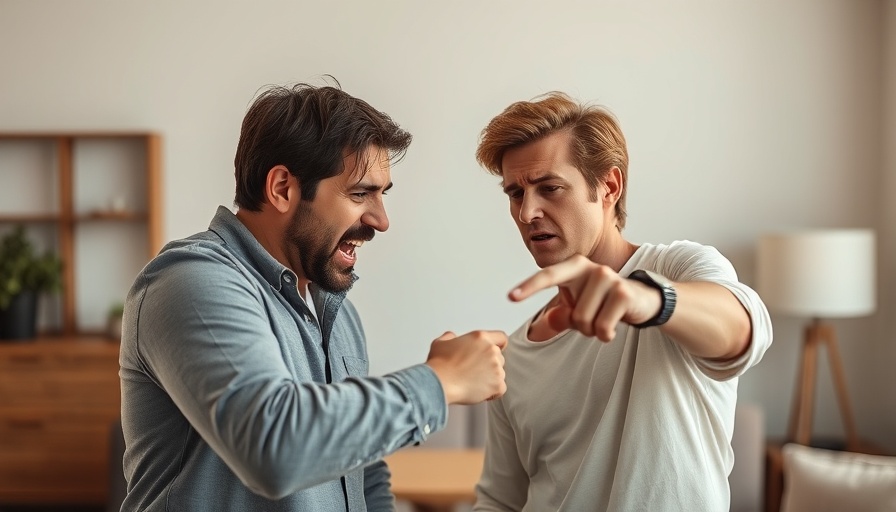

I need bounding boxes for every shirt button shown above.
[283,274,292,283]
[423,424,431,435]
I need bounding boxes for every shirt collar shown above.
[207,205,358,299]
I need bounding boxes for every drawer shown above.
[0,369,120,409]
[0,409,117,505]
[0,409,118,450]
[0,341,121,505]
[0,450,109,504]
[0,347,119,371]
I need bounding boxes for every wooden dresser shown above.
[0,337,121,505]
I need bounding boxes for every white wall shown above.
[1,0,892,449]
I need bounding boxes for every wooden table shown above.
[383,448,484,512]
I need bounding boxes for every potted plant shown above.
[106,301,124,340]
[0,226,63,341]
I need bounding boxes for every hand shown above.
[425,330,508,405]
[509,254,661,341]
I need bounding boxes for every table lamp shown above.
[756,229,876,451]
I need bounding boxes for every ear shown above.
[264,165,296,214]
[602,166,623,208]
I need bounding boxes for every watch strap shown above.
[627,269,677,328]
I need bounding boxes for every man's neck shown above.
[235,208,310,295]
[589,227,638,273]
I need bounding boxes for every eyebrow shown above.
[356,181,393,193]
[501,173,565,195]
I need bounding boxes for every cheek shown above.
[564,205,598,233]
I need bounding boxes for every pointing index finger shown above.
[508,257,586,302]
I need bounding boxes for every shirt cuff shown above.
[393,363,448,443]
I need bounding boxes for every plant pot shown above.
[0,290,38,341]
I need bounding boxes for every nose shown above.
[362,199,390,232]
[518,194,542,224]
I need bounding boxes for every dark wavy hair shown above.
[234,80,412,210]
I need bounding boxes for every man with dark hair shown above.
[119,82,507,511]
[472,92,773,511]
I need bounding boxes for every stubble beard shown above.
[288,202,355,293]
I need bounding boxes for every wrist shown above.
[425,362,459,404]
[627,269,677,328]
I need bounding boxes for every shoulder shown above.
[144,233,247,283]
[645,240,726,263]
[130,233,262,317]
[633,240,735,282]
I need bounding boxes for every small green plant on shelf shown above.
[107,301,124,339]
[0,226,63,339]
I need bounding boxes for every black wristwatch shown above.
[627,269,677,328]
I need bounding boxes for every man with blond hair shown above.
[472,92,773,511]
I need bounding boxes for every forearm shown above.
[167,363,446,499]
[660,281,752,360]
[132,253,448,498]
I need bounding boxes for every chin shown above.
[531,253,561,269]
[313,265,356,293]
[531,248,576,268]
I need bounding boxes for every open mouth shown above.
[530,233,556,242]
[337,240,363,264]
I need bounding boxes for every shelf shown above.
[0,214,61,223]
[0,130,160,506]
[0,131,162,335]
[0,131,159,140]
[0,333,113,344]
[78,210,148,222]
[0,212,148,223]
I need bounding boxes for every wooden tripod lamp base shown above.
[788,318,860,451]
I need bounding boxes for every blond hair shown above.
[475,92,629,228]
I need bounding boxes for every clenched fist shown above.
[425,330,508,404]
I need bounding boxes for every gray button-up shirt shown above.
[120,206,447,511]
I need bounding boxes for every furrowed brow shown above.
[356,181,393,193]
[502,174,564,195]
[502,182,520,195]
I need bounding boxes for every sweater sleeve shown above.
[657,241,774,380]
[474,398,529,511]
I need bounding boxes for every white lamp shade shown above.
[757,229,876,318]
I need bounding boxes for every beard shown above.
[286,200,374,293]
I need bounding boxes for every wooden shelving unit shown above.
[0,132,162,505]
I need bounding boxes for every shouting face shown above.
[287,147,392,292]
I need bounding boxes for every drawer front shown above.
[0,410,118,504]
[0,341,121,504]
[0,368,120,410]
[0,341,120,370]
[0,343,120,410]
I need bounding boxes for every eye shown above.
[542,185,561,193]
[506,189,523,200]
[351,192,368,199]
